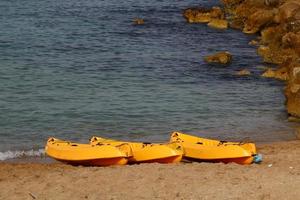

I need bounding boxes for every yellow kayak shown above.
[90,136,182,164]
[45,138,128,166]
[170,132,259,164]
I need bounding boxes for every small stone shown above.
[268,164,273,167]
[249,40,259,46]
[261,68,276,78]
[204,51,232,65]
[235,69,251,76]
[133,18,144,25]
[288,116,300,123]
[207,19,228,29]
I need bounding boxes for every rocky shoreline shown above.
[184,0,300,120]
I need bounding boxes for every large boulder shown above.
[260,26,284,45]
[282,32,300,56]
[243,9,275,34]
[274,0,300,23]
[204,51,232,64]
[285,61,300,118]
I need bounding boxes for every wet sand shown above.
[1,140,300,200]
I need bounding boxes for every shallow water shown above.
[0,0,296,158]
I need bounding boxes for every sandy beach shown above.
[1,0,300,199]
[1,140,299,200]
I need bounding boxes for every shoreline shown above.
[1,133,299,163]
[1,139,299,199]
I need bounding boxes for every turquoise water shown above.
[0,0,295,158]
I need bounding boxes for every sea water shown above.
[0,0,296,160]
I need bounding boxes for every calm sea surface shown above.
[0,0,296,158]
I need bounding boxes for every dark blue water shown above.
[0,0,295,158]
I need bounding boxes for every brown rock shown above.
[183,8,211,23]
[261,68,276,78]
[264,0,280,7]
[257,45,297,64]
[243,9,275,34]
[204,51,232,64]
[248,40,259,46]
[282,32,300,50]
[287,117,300,123]
[183,7,224,24]
[285,61,300,117]
[260,26,284,45]
[235,69,251,76]
[207,19,229,29]
[261,67,289,80]
[275,1,300,23]
[210,7,225,19]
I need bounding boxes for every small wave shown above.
[0,149,45,161]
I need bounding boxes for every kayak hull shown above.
[57,157,128,166]
[45,138,128,166]
[170,132,257,164]
[90,137,183,164]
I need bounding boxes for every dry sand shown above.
[0,140,300,200]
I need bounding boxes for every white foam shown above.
[0,149,45,161]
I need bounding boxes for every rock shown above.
[264,0,280,7]
[235,69,251,76]
[274,1,300,23]
[133,18,144,25]
[210,7,225,19]
[183,7,224,24]
[261,67,289,80]
[285,61,300,118]
[287,116,300,123]
[260,26,284,45]
[257,45,296,64]
[183,8,211,23]
[204,51,232,64]
[243,9,275,34]
[248,40,259,46]
[282,32,300,50]
[261,68,276,78]
[207,19,228,29]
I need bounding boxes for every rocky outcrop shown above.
[204,51,232,64]
[182,0,300,119]
[218,0,300,119]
